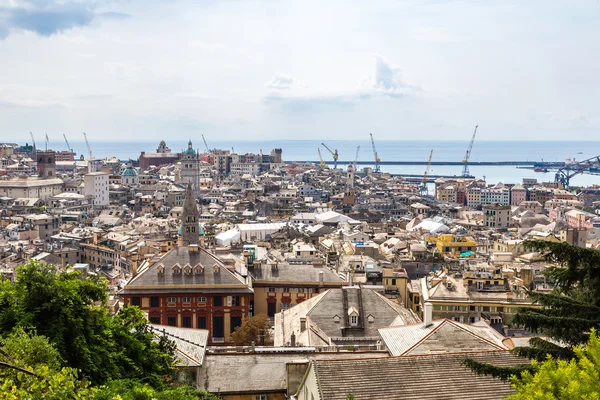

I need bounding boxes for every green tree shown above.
[231,314,272,346]
[0,262,176,385]
[0,327,94,400]
[95,379,220,400]
[507,329,600,400]
[464,241,600,378]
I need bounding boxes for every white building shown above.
[0,178,63,202]
[84,172,109,207]
[480,186,510,205]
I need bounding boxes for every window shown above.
[482,306,490,312]
[231,296,240,306]
[268,287,276,293]
[182,316,192,328]
[131,297,140,306]
[182,297,191,303]
[149,317,160,324]
[350,315,358,326]
[197,316,207,329]
[213,296,222,307]
[198,297,207,303]
[167,297,176,304]
[231,316,242,333]
[391,278,396,286]
[150,297,159,307]
[254,395,267,400]
[167,317,176,326]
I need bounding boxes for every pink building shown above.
[510,185,527,206]
[566,209,594,230]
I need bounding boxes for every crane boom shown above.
[420,150,434,196]
[320,142,339,169]
[63,134,72,152]
[369,133,381,172]
[354,145,360,171]
[461,125,478,177]
[29,132,36,156]
[317,148,326,169]
[201,134,209,152]
[45,133,49,151]
[82,132,93,160]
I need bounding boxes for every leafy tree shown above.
[231,314,272,346]
[464,241,600,378]
[95,379,220,400]
[0,261,176,385]
[507,329,600,399]
[0,327,94,400]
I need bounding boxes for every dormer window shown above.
[194,264,204,274]
[348,306,359,327]
[213,264,220,274]
[183,264,192,275]
[157,264,164,274]
[172,264,182,274]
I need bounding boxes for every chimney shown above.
[318,271,324,285]
[424,302,433,326]
[243,251,249,266]
[290,331,296,347]
[188,244,199,253]
[93,232,98,245]
[132,262,138,277]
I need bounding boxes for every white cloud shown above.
[266,74,305,90]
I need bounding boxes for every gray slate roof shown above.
[378,319,508,356]
[122,247,252,294]
[148,324,208,367]
[198,351,389,395]
[309,351,527,400]
[250,263,345,284]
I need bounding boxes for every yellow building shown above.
[250,262,345,318]
[427,234,477,256]
[493,239,525,256]
[436,185,457,203]
[420,269,536,325]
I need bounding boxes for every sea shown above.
[58,139,600,187]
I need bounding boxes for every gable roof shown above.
[307,351,527,400]
[122,246,252,294]
[379,319,508,356]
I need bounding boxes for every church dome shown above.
[121,167,138,177]
[184,147,197,156]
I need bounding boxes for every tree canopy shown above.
[231,314,272,346]
[0,261,222,399]
[464,240,600,381]
[507,329,600,400]
[0,261,176,385]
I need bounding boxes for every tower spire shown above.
[181,183,199,246]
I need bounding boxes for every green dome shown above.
[184,147,196,155]
[178,224,205,236]
[121,167,138,177]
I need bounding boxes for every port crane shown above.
[45,133,49,151]
[63,134,73,153]
[420,150,434,196]
[82,132,93,160]
[353,145,360,172]
[321,143,339,169]
[29,132,36,156]
[317,148,326,170]
[462,125,478,177]
[201,134,210,152]
[369,133,381,173]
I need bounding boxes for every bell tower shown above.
[181,183,199,246]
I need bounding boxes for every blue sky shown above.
[0,0,598,142]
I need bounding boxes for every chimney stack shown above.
[318,271,324,285]
[424,302,433,326]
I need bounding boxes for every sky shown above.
[0,0,599,143]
